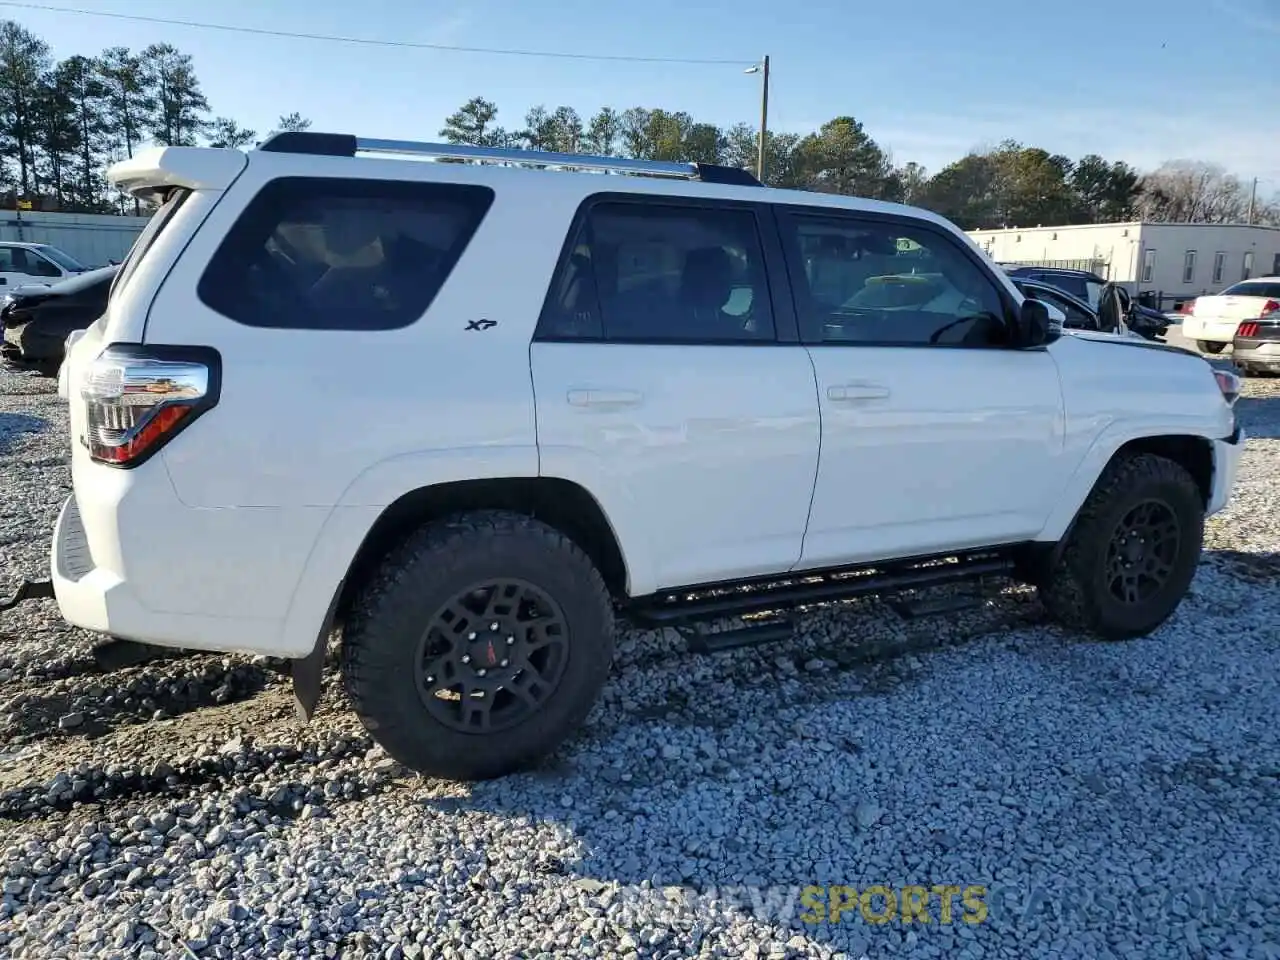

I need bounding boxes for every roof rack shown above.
[255,132,762,187]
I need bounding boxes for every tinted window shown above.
[26,253,62,278]
[36,245,87,272]
[199,177,494,331]
[1021,284,1094,328]
[1221,280,1280,299]
[784,214,1008,347]
[1029,272,1089,301]
[538,200,775,343]
[113,188,191,301]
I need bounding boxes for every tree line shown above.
[0,20,310,214]
[441,96,1279,230]
[1,16,1274,228]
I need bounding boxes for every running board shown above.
[678,617,796,654]
[628,550,1016,627]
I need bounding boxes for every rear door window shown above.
[197,177,495,331]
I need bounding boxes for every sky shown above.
[4,0,1280,192]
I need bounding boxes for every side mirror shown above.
[1015,297,1061,347]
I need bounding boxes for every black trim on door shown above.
[770,204,1024,349]
[532,190,800,346]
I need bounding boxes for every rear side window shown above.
[198,177,495,331]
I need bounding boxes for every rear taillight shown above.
[1262,300,1280,315]
[80,344,221,468]
[1238,322,1259,338]
[1213,368,1241,406]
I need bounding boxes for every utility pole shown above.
[1247,177,1257,225]
[745,56,770,183]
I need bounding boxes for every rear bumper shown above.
[1181,317,1239,343]
[49,458,332,659]
[1207,424,1246,516]
[1231,338,1280,369]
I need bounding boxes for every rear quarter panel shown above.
[1036,334,1234,541]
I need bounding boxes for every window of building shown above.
[1141,249,1156,284]
[780,213,1008,347]
[1212,251,1226,284]
[1243,251,1254,281]
[198,177,495,331]
[1182,250,1197,284]
[537,200,776,343]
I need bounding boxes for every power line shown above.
[0,1,754,66]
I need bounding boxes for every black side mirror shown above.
[1015,297,1059,347]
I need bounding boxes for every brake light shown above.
[1238,322,1259,338]
[80,344,220,468]
[1261,300,1280,315]
[1213,367,1241,406]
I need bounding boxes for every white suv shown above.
[44,133,1245,780]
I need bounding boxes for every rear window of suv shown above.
[197,177,495,331]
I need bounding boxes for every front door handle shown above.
[827,382,890,402]
[567,389,644,408]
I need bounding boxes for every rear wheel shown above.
[1038,453,1204,640]
[1197,340,1227,354]
[341,510,616,780]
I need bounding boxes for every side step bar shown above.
[628,550,1016,627]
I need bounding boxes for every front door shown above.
[531,194,821,596]
[773,207,1067,568]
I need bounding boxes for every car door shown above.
[530,193,821,596]
[774,206,1068,568]
[0,246,23,291]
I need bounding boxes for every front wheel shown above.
[1038,453,1204,640]
[1197,340,1227,354]
[341,510,616,780]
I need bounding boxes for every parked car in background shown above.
[0,241,92,291]
[1001,265,1168,341]
[0,264,116,372]
[1182,277,1280,354]
[1232,309,1280,375]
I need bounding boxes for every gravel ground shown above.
[2,340,1279,960]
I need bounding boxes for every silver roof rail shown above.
[254,132,765,187]
[355,138,698,179]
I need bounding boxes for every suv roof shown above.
[106,132,981,239]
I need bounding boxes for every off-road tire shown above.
[1038,453,1204,640]
[1197,340,1227,355]
[341,510,615,781]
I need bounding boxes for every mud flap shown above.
[292,585,343,723]
[0,579,54,612]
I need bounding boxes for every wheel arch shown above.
[334,477,631,627]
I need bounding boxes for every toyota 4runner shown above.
[38,132,1245,780]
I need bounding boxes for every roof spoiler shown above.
[107,146,249,199]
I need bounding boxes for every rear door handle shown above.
[827,382,890,402]
[567,389,644,408]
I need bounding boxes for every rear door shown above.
[530,192,821,596]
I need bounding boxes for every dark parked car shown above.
[1,264,117,372]
[1232,311,1280,376]
[1001,265,1169,340]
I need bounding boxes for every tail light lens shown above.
[1185,300,1198,316]
[80,344,221,468]
[1213,367,1241,406]
[1261,300,1280,315]
[1238,321,1259,338]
